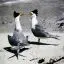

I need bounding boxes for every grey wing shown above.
[8,35,18,46]
[36,25,50,37]
[36,25,44,31]
[13,30,27,44]
[35,25,59,39]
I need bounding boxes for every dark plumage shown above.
[8,33,29,47]
[31,9,38,16]
[31,25,47,37]
[31,25,59,40]
[13,11,20,18]
[8,35,18,46]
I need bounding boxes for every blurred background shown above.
[0,0,64,33]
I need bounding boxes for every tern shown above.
[29,9,59,42]
[8,11,29,59]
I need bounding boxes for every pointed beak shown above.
[20,13,24,16]
[28,12,32,16]
[19,12,32,16]
[20,13,29,16]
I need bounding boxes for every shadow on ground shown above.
[4,47,29,59]
[4,41,58,59]
[28,41,58,46]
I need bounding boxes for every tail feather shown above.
[49,35,60,40]
[51,36,59,40]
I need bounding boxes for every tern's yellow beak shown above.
[20,12,29,16]
[20,12,24,16]
[19,11,32,16]
[29,12,32,16]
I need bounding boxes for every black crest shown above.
[13,11,20,18]
[31,9,38,16]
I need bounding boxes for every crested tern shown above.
[29,9,59,42]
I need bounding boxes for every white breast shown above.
[15,15,22,31]
[32,16,38,29]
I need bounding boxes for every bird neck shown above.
[32,15,38,29]
[15,15,22,31]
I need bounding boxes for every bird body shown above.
[8,11,28,47]
[30,9,59,42]
[31,25,48,38]
[31,25,59,40]
[8,11,29,59]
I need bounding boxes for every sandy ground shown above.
[0,0,64,64]
[0,32,64,64]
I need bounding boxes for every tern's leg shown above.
[38,38,40,43]
[26,36,29,42]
